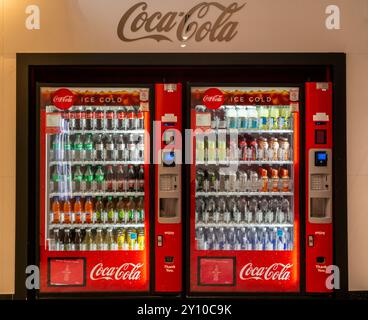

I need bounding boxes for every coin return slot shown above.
[165,256,174,263]
[316,256,325,264]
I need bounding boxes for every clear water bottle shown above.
[217,227,226,250]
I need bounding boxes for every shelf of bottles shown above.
[194,104,295,251]
[46,105,147,252]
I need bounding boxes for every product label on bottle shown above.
[95,174,104,182]
[106,143,114,151]
[95,143,104,151]
[95,112,104,119]
[106,112,114,119]
[84,143,93,150]
[74,143,83,151]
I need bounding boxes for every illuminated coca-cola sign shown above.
[117,2,245,42]
[90,263,143,281]
[239,263,293,281]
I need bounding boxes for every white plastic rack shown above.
[49,160,144,166]
[196,191,293,197]
[196,222,294,228]
[49,223,145,229]
[49,192,144,198]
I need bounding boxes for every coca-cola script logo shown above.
[239,263,293,281]
[202,88,224,109]
[52,88,75,110]
[117,2,245,42]
[90,263,143,281]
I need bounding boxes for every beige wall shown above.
[1,0,368,294]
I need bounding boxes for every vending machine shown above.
[34,82,334,296]
[187,84,333,294]
[38,86,151,293]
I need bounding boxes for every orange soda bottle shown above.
[63,197,72,224]
[84,196,93,223]
[51,196,61,224]
[73,196,82,224]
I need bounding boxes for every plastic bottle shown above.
[74,228,82,251]
[116,165,126,192]
[95,165,105,192]
[51,165,63,193]
[136,197,145,223]
[106,109,115,130]
[63,197,72,224]
[63,228,72,251]
[51,196,61,224]
[105,134,115,161]
[84,133,94,161]
[127,197,136,223]
[116,197,126,223]
[106,196,115,223]
[84,196,93,224]
[105,165,115,192]
[85,107,94,130]
[137,165,144,192]
[269,106,279,130]
[73,165,83,192]
[95,134,104,161]
[94,196,104,224]
[63,134,72,161]
[258,106,269,130]
[73,134,84,161]
[73,196,82,224]
[84,165,94,192]
[260,168,269,192]
[127,165,136,192]
[52,135,62,161]
[116,134,125,161]
[95,228,104,251]
[105,228,116,251]
[83,228,94,251]
[247,106,259,130]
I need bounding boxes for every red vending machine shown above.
[39,86,151,293]
[188,84,334,294]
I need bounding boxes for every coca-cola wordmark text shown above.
[239,263,293,281]
[117,2,245,42]
[90,262,143,281]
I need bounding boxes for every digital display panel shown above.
[315,151,328,167]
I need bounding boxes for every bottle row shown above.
[196,134,291,162]
[49,227,145,251]
[51,133,144,162]
[196,226,293,251]
[195,105,292,130]
[50,196,145,225]
[50,164,145,193]
[196,196,292,225]
[196,167,291,193]
[58,107,145,131]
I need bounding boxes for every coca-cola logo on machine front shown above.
[202,88,224,109]
[117,2,245,42]
[90,263,144,281]
[52,88,75,110]
[239,263,293,281]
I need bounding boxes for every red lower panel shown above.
[191,251,299,292]
[40,250,149,293]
